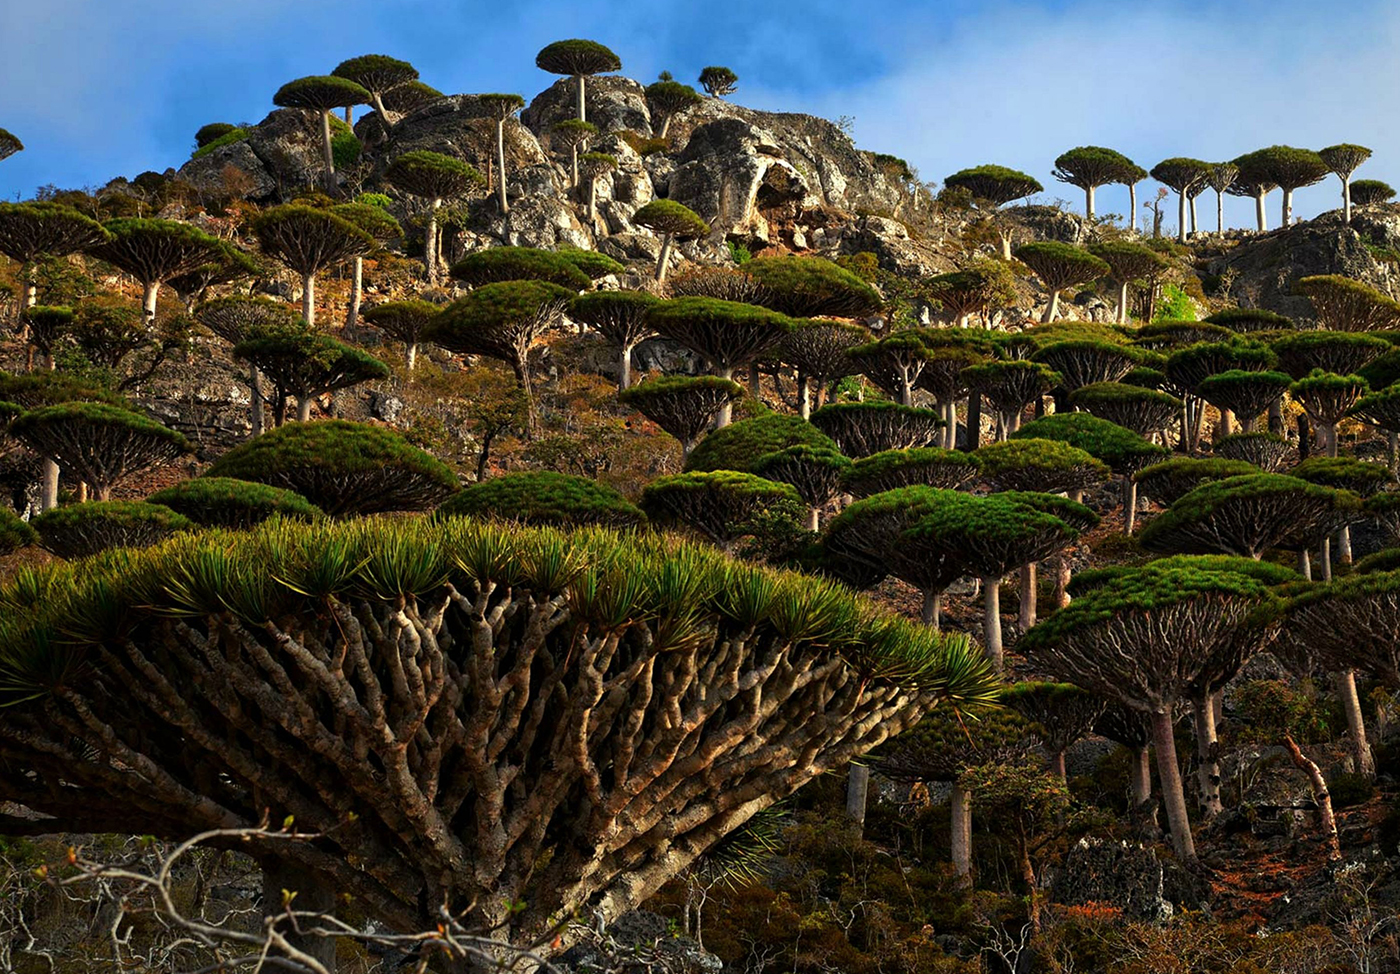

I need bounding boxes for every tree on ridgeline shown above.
[1014,243,1109,323]
[1052,146,1140,221]
[1235,146,1330,227]
[331,54,419,126]
[1150,158,1211,243]
[273,75,370,189]
[1089,241,1169,324]
[632,200,710,283]
[1319,143,1372,223]
[1351,179,1395,207]
[536,39,622,123]
[645,79,702,139]
[942,165,1043,256]
[698,65,739,97]
[385,151,485,285]
[0,128,23,163]
[1204,162,1239,234]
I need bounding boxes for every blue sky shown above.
[2,0,1396,232]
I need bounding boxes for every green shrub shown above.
[1010,411,1166,475]
[205,421,458,516]
[842,448,981,497]
[640,470,803,548]
[556,247,624,281]
[190,127,250,160]
[1155,284,1196,322]
[147,477,323,528]
[451,247,591,289]
[32,501,191,560]
[0,508,35,556]
[744,255,882,318]
[438,471,644,529]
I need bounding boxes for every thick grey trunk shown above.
[249,365,264,436]
[262,859,337,972]
[371,93,388,126]
[805,506,820,533]
[1084,184,1096,220]
[496,119,510,214]
[425,198,442,286]
[715,366,734,427]
[845,764,870,829]
[983,577,1002,672]
[1124,478,1138,535]
[345,256,363,334]
[921,588,941,629]
[1336,669,1375,777]
[1343,175,1353,224]
[1322,536,1333,582]
[1054,553,1072,609]
[296,397,314,422]
[945,400,958,449]
[1193,693,1222,820]
[1130,745,1153,810]
[571,145,580,189]
[950,781,972,881]
[1177,190,1188,244]
[142,281,159,327]
[1118,280,1130,324]
[1282,187,1294,227]
[748,361,760,397]
[655,233,674,282]
[1220,408,1234,439]
[1255,190,1268,232]
[587,177,598,224]
[40,459,59,511]
[319,110,336,191]
[1338,525,1353,564]
[1151,708,1196,859]
[406,343,418,372]
[1128,182,1137,233]
[1298,548,1312,580]
[301,273,315,328]
[998,229,1012,260]
[576,73,587,122]
[1018,562,1036,630]
[619,344,633,391]
[1216,189,1225,235]
[798,375,811,419]
[1042,289,1060,323]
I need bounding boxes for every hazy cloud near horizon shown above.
[1,0,1394,232]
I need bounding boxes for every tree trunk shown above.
[319,110,336,191]
[1189,194,1199,236]
[142,281,159,327]
[1343,174,1353,224]
[1322,536,1333,582]
[1118,280,1130,324]
[262,858,338,973]
[296,396,314,422]
[619,343,634,391]
[1051,749,1067,783]
[1123,478,1138,536]
[805,506,820,533]
[1338,525,1353,565]
[799,375,811,419]
[40,459,59,511]
[1018,562,1036,631]
[1042,289,1060,323]
[1326,422,1339,459]
[95,482,112,502]
[1177,190,1188,244]
[406,342,418,372]
[425,197,442,286]
[950,781,973,882]
[1282,187,1294,227]
[921,587,941,629]
[250,365,264,437]
[301,273,316,328]
[1217,189,1225,234]
[576,73,587,122]
[747,361,760,397]
[1336,669,1376,777]
[344,256,363,335]
[1151,708,1196,859]
[1130,744,1153,811]
[1390,431,1399,475]
[655,233,674,282]
[371,92,388,126]
[1298,548,1312,580]
[1193,692,1222,820]
[945,400,958,450]
[1283,734,1342,861]
[1269,399,1284,436]
[511,358,538,433]
[983,576,1003,671]
[1255,190,1268,232]
[587,177,598,225]
[1128,182,1138,233]
[1085,184,1095,221]
[715,366,734,427]
[1054,553,1072,609]
[496,119,510,214]
[999,229,1013,260]
[964,393,981,451]
[845,764,870,830]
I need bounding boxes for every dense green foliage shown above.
[640,470,803,546]
[1011,412,1165,474]
[842,447,982,497]
[31,501,192,560]
[977,438,1110,493]
[0,507,36,556]
[744,255,882,318]
[1135,457,1262,505]
[438,471,644,528]
[147,477,324,528]
[685,413,836,473]
[451,246,590,289]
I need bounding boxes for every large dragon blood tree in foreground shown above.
[0,516,996,969]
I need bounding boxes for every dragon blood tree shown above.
[1011,411,1166,535]
[252,205,375,328]
[273,75,370,189]
[19,305,72,370]
[147,477,323,529]
[1002,681,1106,782]
[569,290,660,390]
[578,152,618,223]
[331,54,419,125]
[924,260,1018,328]
[1014,243,1109,324]
[452,246,591,290]
[1094,703,1156,825]
[1215,433,1293,472]
[30,500,191,560]
[618,376,743,460]
[873,703,1032,880]
[684,413,836,473]
[1133,320,1233,352]
[425,280,574,429]
[0,128,22,163]
[776,319,869,417]
[752,445,851,532]
[917,339,993,450]
[639,470,803,550]
[439,470,645,529]
[331,200,402,335]
[361,299,437,371]
[1319,144,1372,223]
[962,360,1060,439]
[550,119,597,188]
[1150,158,1211,243]
[381,80,443,116]
[645,79,702,139]
[1352,385,1400,471]
[0,202,109,316]
[1052,146,1140,221]
[205,420,458,516]
[647,298,793,426]
[1134,457,1260,507]
[1295,275,1400,333]
[903,491,1093,670]
[743,254,882,319]
[1236,145,1330,227]
[1291,371,1370,457]
[809,401,943,457]
[1089,241,1170,324]
[698,65,738,97]
[165,240,258,313]
[1205,162,1239,234]
[1070,381,1183,439]
[0,516,998,970]
[1351,179,1395,206]
[196,296,302,436]
[849,331,934,407]
[1293,456,1392,571]
[384,151,484,285]
[536,38,622,123]
[1031,339,1139,395]
[233,330,390,424]
[1272,330,1391,386]
[1165,340,1278,449]
[478,94,526,213]
[8,403,189,502]
[632,200,710,282]
[842,447,982,497]
[1204,307,1295,335]
[1195,370,1293,434]
[943,165,1044,256]
[92,218,226,325]
[1021,562,1285,858]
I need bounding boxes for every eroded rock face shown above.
[1053,837,1175,922]
[177,109,324,202]
[372,95,549,173]
[522,76,653,138]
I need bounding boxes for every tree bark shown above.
[1085,184,1095,221]
[319,110,336,192]
[1018,562,1036,631]
[964,393,981,451]
[576,73,587,122]
[1177,190,1188,244]
[1298,548,1312,580]
[142,281,159,327]
[1128,182,1138,233]
[425,197,442,286]
[1193,692,1222,821]
[950,781,972,882]
[1130,744,1152,811]
[715,366,734,427]
[301,273,316,328]
[983,577,1003,672]
[406,342,418,372]
[748,361,760,398]
[1217,189,1225,234]
[1123,478,1138,536]
[1151,708,1196,859]
[798,375,811,420]
[262,858,338,973]
[1282,187,1294,227]
[1118,280,1130,324]
[845,764,870,831]
[40,460,59,511]
[1042,290,1060,323]
[1343,175,1353,224]
[1255,190,1268,232]
[921,588,940,629]
[249,365,264,436]
[1189,194,1199,236]
[1336,668,1375,777]
[1054,554,1072,609]
[655,233,674,282]
[496,118,510,214]
[344,256,363,335]
[1283,734,1342,861]
[1338,525,1353,565]
[619,344,634,391]
[1051,750,1067,783]
[297,397,314,422]
[805,506,820,533]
